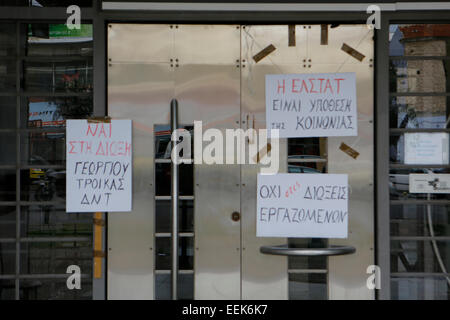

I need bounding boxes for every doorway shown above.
[107,24,374,300]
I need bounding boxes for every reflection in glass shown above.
[22,96,93,128]
[391,240,449,273]
[0,61,16,92]
[155,163,193,196]
[19,278,92,300]
[391,205,450,237]
[390,96,449,129]
[0,133,16,165]
[289,273,327,300]
[389,25,450,57]
[0,206,15,238]
[155,124,194,159]
[0,170,16,202]
[0,23,16,56]
[20,241,93,275]
[389,168,450,200]
[21,205,92,237]
[0,97,16,129]
[24,61,93,93]
[0,243,15,275]
[288,162,326,174]
[389,134,450,164]
[391,276,449,300]
[26,24,93,57]
[288,137,326,159]
[155,274,194,300]
[155,237,194,270]
[155,200,194,233]
[21,169,65,201]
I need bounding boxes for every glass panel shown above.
[0,170,16,202]
[288,137,326,159]
[20,169,65,201]
[389,168,450,200]
[155,273,194,300]
[0,23,16,57]
[391,240,450,273]
[24,60,93,93]
[0,279,15,300]
[20,241,93,275]
[155,200,194,233]
[0,61,16,92]
[288,162,326,174]
[289,273,327,300]
[391,276,450,300]
[20,132,65,166]
[390,25,450,57]
[390,134,450,164]
[155,237,194,270]
[19,278,92,300]
[26,24,93,57]
[390,96,449,129]
[391,205,450,237]
[0,97,17,129]
[21,96,93,128]
[0,133,16,165]
[390,60,449,93]
[155,124,194,160]
[0,206,15,238]
[0,243,15,274]
[21,205,92,238]
[288,238,327,270]
[155,163,194,196]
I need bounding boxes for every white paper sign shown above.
[257,173,349,238]
[66,120,132,212]
[404,133,449,165]
[409,174,450,194]
[265,73,357,138]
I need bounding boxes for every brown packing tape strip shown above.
[321,24,328,45]
[288,25,296,47]
[339,142,360,159]
[93,212,103,278]
[93,250,105,258]
[253,44,276,63]
[341,43,365,62]
[254,143,272,163]
[87,116,111,123]
[93,218,105,227]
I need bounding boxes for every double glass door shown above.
[107,24,374,300]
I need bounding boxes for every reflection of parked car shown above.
[288,165,321,173]
[29,155,66,199]
[288,155,324,161]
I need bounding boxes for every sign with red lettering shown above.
[265,73,357,138]
[257,173,349,238]
[66,120,132,212]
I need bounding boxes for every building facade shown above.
[0,0,449,300]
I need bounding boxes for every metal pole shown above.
[170,99,179,300]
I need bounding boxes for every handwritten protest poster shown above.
[66,120,132,212]
[265,73,357,138]
[257,173,348,238]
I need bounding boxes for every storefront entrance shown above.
[106,24,374,300]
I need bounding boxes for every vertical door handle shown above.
[170,99,179,300]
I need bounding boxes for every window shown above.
[0,22,94,300]
[389,24,450,300]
